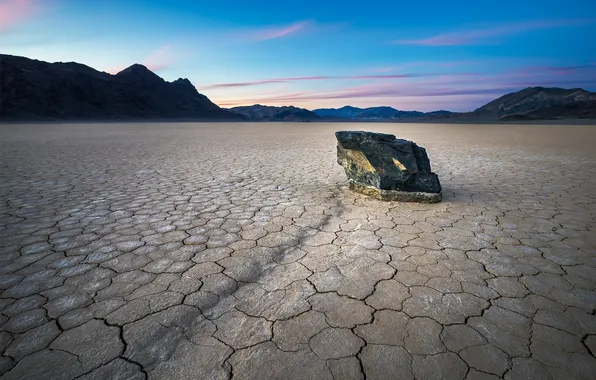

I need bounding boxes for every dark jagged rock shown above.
[0,54,242,120]
[335,131,441,203]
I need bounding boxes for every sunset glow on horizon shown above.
[1,0,595,112]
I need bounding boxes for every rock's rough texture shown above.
[335,131,441,202]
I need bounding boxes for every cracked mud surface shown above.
[1,121,595,379]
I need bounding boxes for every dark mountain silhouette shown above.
[521,100,596,119]
[313,106,366,119]
[2,54,594,122]
[314,88,596,121]
[0,54,242,120]
[472,86,596,120]
[424,110,455,117]
[226,105,321,121]
[408,87,596,122]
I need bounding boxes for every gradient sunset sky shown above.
[2,0,596,111]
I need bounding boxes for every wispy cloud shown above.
[373,67,397,73]
[236,19,346,42]
[395,19,593,46]
[216,85,513,108]
[141,44,176,72]
[201,76,329,89]
[522,64,596,75]
[215,77,510,105]
[249,20,313,41]
[370,59,503,75]
[213,66,596,110]
[356,74,430,79]
[0,0,36,32]
[199,73,431,90]
[104,44,184,74]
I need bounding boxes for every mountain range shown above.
[226,105,321,121]
[1,54,595,122]
[227,105,457,121]
[0,54,241,120]
[312,106,456,120]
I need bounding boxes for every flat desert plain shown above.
[1,122,595,380]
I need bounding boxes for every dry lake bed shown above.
[1,122,595,380]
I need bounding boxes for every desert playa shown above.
[1,122,595,379]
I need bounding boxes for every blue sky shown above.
[1,0,596,111]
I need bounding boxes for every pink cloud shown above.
[141,44,176,72]
[369,60,502,76]
[104,44,182,74]
[249,20,313,41]
[355,74,429,79]
[496,64,596,83]
[216,84,517,109]
[0,0,36,31]
[210,61,596,111]
[201,80,287,89]
[214,81,466,105]
[199,73,431,90]
[217,91,309,107]
[373,67,397,73]
[200,76,330,89]
[211,66,596,110]
[395,19,593,46]
[520,64,596,76]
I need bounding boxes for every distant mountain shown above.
[0,54,241,120]
[424,110,455,117]
[312,88,596,122]
[226,105,321,121]
[313,106,366,119]
[358,106,425,119]
[312,106,448,120]
[473,86,596,119]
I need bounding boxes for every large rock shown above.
[335,131,441,203]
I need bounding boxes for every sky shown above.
[1,0,596,112]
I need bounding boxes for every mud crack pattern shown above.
[1,122,595,379]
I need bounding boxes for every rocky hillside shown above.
[473,86,596,119]
[226,105,321,121]
[312,105,454,120]
[0,54,241,120]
